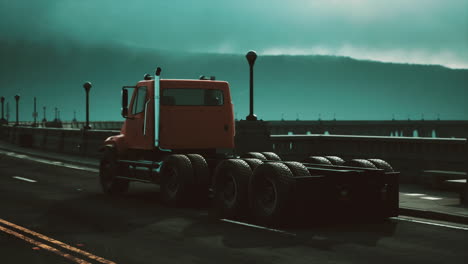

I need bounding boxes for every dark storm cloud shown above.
[1,0,467,67]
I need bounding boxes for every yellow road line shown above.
[0,218,116,264]
[0,225,91,264]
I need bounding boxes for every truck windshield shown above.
[161,88,224,106]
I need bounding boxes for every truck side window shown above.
[132,86,147,114]
[161,88,224,106]
[205,89,224,106]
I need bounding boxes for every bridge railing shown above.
[0,125,466,184]
[5,120,468,138]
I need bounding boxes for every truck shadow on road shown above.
[38,188,398,251]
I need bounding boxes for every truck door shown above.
[125,84,153,150]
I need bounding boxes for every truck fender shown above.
[100,134,127,155]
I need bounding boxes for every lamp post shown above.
[0,96,6,125]
[32,97,38,127]
[6,102,10,122]
[42,106,47,123]
[83,82,92,129]
[245,50,258,121]
[14,95,20,126]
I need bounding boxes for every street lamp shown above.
[0,96,6,125]
[42,106,47,123]
[14,94,20,126]
[246,50,258,121]
[32,97,38,127]
[83,82,92,129]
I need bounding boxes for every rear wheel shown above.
[303,156,332,165]
[241,152,267,160]
[186,154,210,202]
[261,152,281,161]
[99,147,129,195]
[367,159,394,172]
[241,158,264,172]
[160,154,194,207]
[213,159,252,219]
[283,161,311,177]
[344,159,377,169]
[249,162,295,227]
[324,156,345,165]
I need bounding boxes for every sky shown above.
[1,0,467,69]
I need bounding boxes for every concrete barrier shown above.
[1,125,467,189]
[0,125,119,158]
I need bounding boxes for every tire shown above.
[186,154,210,201]
[99,147,129,195]
[241,158,264,171]
[303,156,332,165]
[283,162,311,177]
[343,159,377,169]
[261,152,281,161]
[213,159,252,219]
[160,154,194,207]
[240,152,267,160]
[249,162,296,227]
[367,159,394,172]
[324,156,345,166]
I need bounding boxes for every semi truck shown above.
[99,53,399,226]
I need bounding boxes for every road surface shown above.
[0,153,467,264]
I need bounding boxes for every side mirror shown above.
[121,88,129,118]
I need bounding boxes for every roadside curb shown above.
[399,207,468,225]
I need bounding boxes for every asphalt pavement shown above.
[0,144,468,264]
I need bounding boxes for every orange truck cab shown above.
[105,69,235,157]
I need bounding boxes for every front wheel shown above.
[99,147,129,195]
[160,154,194,207]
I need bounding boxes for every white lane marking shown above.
[420,196,443,200]
[0,150,98,173]
[12,176,37,183]
[220,219,296,236]
[393,217,468,231]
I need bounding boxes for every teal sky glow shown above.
[1,0,467,68]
